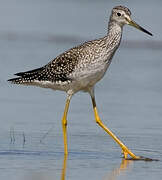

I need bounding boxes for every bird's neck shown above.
[105,20,123,50]
[108,20,123,34]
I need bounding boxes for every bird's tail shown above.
[8,77,26,84]
[8,67,44,84]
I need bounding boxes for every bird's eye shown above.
[117,12,121,17]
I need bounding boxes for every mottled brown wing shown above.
[8,49,79,84]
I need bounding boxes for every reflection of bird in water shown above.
[60,155,132,180]
[8,6,152,159]
[103,159,133,180]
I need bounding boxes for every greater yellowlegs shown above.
[8,6,152,159]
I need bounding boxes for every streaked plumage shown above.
[8,35,121,93]
[8,6,124,94]
[8,6,152,159]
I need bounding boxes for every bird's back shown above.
[9,37,110,85]
[8,20,123,93]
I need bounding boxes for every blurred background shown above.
[0,0,162,180]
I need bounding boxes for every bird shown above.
[8,5,152,160]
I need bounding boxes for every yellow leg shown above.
[61,154,67,180]
[90,93,140,160]
[62,95,72,155]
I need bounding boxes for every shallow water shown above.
[0,0,162,180]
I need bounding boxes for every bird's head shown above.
[110,6,152,36]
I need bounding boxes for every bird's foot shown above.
[121,149,158,161]
[121,147,140,160]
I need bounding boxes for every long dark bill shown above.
[127,19,153,36]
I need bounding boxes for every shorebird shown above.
[8,6,152,159]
